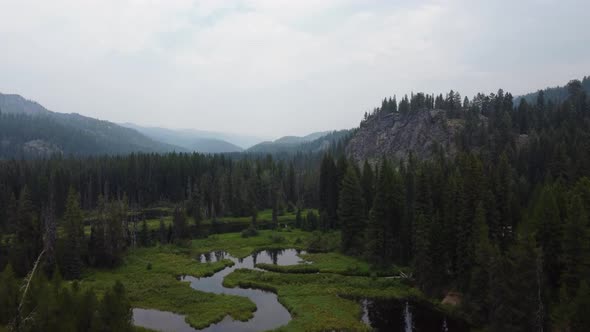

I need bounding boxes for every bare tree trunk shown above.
[11,249,45,331]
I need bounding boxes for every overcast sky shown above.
[1,0,589,137]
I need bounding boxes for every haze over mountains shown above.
[0,92,340,158]
[2,75,589,159]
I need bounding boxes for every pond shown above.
[133,249,305,332]
[361,298,470,332]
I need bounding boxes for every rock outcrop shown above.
[346,109,463,163]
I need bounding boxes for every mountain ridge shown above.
[0,92,185,158]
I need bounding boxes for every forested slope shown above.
[0,93,183,158]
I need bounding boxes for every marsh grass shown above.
[223,269,422,331]
[191,229,312,258]
[81,246,256,330]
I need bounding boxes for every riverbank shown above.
[81,229,468,331]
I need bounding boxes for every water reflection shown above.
[133,308,195,332]
[134,249,306,332]
[361,298,469,332]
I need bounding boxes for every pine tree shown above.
[287,163,297,204]
[338,166,366,255]
[158,217,167,244]
[295,208,302,229]
[560,195,590,300]
[97,281,133,332]
[0,264,19,325]
[533,186,563,301]
[466,202,492,324]
[361,160,375,215]
[319,155,338,229]
[172,206,189,240]
[139,219,150,247]
[62,188,84,280]
[12,187,42,276]
[570,282,590,330]
[366,159,404,266]
[413,213,433,294]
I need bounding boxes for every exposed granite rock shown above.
[23,140,62,157]
[346,109,463,163]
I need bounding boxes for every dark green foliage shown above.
[88,197,128,268]
[360,160,375,214]
[11,187,42,277]
[172,206,189,240]
[338,166,366,255]
[139,219,150,247]
[158,218,167,244]
[412,213,433,295]
[62,188,84,280]
[304,210,319,231]
[488,236,541,332]
[241,226,259,238]
[465,203,492,324]
[0,265,18,325]
[4,265,132,332]
[532,186,563,300]
[319,154,339,229]
[366,160,404,266]
[96,281,133,332]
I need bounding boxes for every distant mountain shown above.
[514,76,590,105]
[121,124,243,153]
[246,130,349,154]
[0,93,183,158]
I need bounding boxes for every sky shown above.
[1,0,589,138]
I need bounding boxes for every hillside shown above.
[0,93,183,158]
[246,131,334,153]
[346,109,463,163]
[122,123,244,153]
[514,75,590,105]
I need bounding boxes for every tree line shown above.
[0,78,588,331]
[320,79,590,331]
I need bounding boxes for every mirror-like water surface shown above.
[361,299,470,332]
[133,249,305,332]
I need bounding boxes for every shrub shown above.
[241,226,259,238]
[269,232,285,243]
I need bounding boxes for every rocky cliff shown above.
[346,109,464,163]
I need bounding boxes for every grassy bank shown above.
[78,208,313,236]
[81,246,256,330]
[223,268,421,331]
[80,228,423,331]
[190,229,312,258]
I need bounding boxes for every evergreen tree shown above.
[413,213,433,294]
[361,160,375,215]
[533,186,563,301]
[338,166,366,255]
[466,202,492,324]
[366,159,403,265]
[139,219,150,247]
[12,187,42,276]
[158,217,167,244]
[62,188,84,280]
[97,281,133,332]
[561,195,589,298]
[0,264,19,325]
[319,155,338,229]
[172,206,189,240]
[295,208,302,229]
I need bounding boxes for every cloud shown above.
[0,0,589,136]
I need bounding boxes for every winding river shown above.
[133,249,304,332]
[133,249,470,331]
